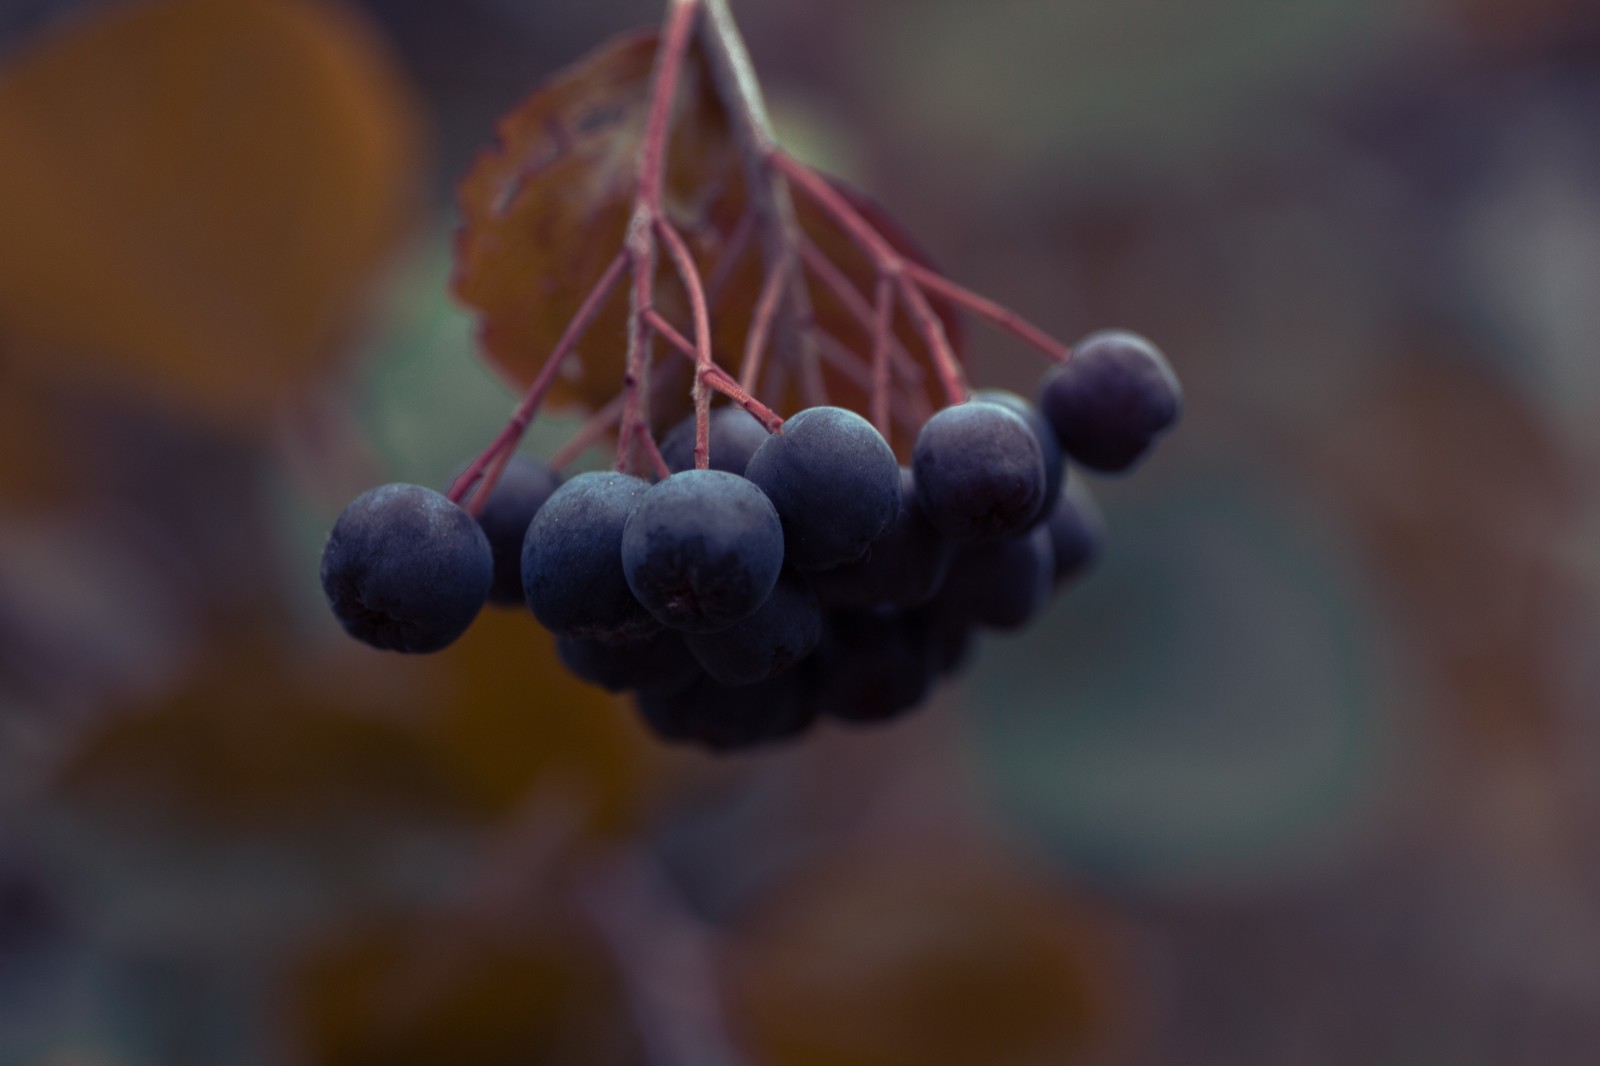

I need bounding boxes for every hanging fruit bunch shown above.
[319,0,1181,752]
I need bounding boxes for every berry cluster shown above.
[320,331,1179,751]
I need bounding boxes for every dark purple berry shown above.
[522,471,656,641]
[972,388,1063,527]
[937,524,1054,632]
[809,466,953,610]
[813,610,936,724]
[659,406,771,476]
[1038,330,1181,473]
[912,401,1045,542]
[634,666,820,752]
[685,570,822,686]
[321,483,492,653]
[556,630,700,693]
[1046,479,1104,586]
[744,406,902,571]
[622,469,784,634]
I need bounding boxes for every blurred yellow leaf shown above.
[0,0,423,427]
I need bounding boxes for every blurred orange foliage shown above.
[0,0,421,429]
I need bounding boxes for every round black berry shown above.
[320,483,493,653]
[744,406,902,571]
[972,388,1063,528]
[634,666,820,752]
[912,400,1045,542]
[522,471,656,641]
[621,469,785,633]
[1038,329,1181,473]
[1046,479,1104,586]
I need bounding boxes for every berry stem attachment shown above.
[645,309,784,432]
[654,217,717,469]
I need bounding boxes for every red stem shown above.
[636,0,702,213]
[795,236,923,386]
[654,217,716,469]
[645,308,784,432]
[447,249,629,505]
[812,329,925,431]
[772,149,967,405]
[900,259,1071,362]
[704,207,755,308]
[894,273,967,404]
[769,149,900,265]
[870,274,893,437]
[738,253,790,393]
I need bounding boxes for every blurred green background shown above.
[4,0,1600,1062]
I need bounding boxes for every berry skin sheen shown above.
[320,483,493,653]
[744,406,902,571]
[622,469,785,633]
[912,401,1045,542]
[1038,329,1181,473]
[522,471,656,641]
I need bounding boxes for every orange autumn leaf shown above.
[452,31,962,454]
[0,0,422,428]
[451,30,734,415]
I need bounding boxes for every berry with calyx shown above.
[1038,329,1181,473]
[320,483,493,653]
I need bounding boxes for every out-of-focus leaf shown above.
[452,31,961,454]
[425,607,650,836]
[56,611,650,840]
[725,847,1135,1066]
[292,913,640,1066]
[0,0,423,428]
[452,31,714,413]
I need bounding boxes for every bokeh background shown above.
[4,0,1600,1062]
